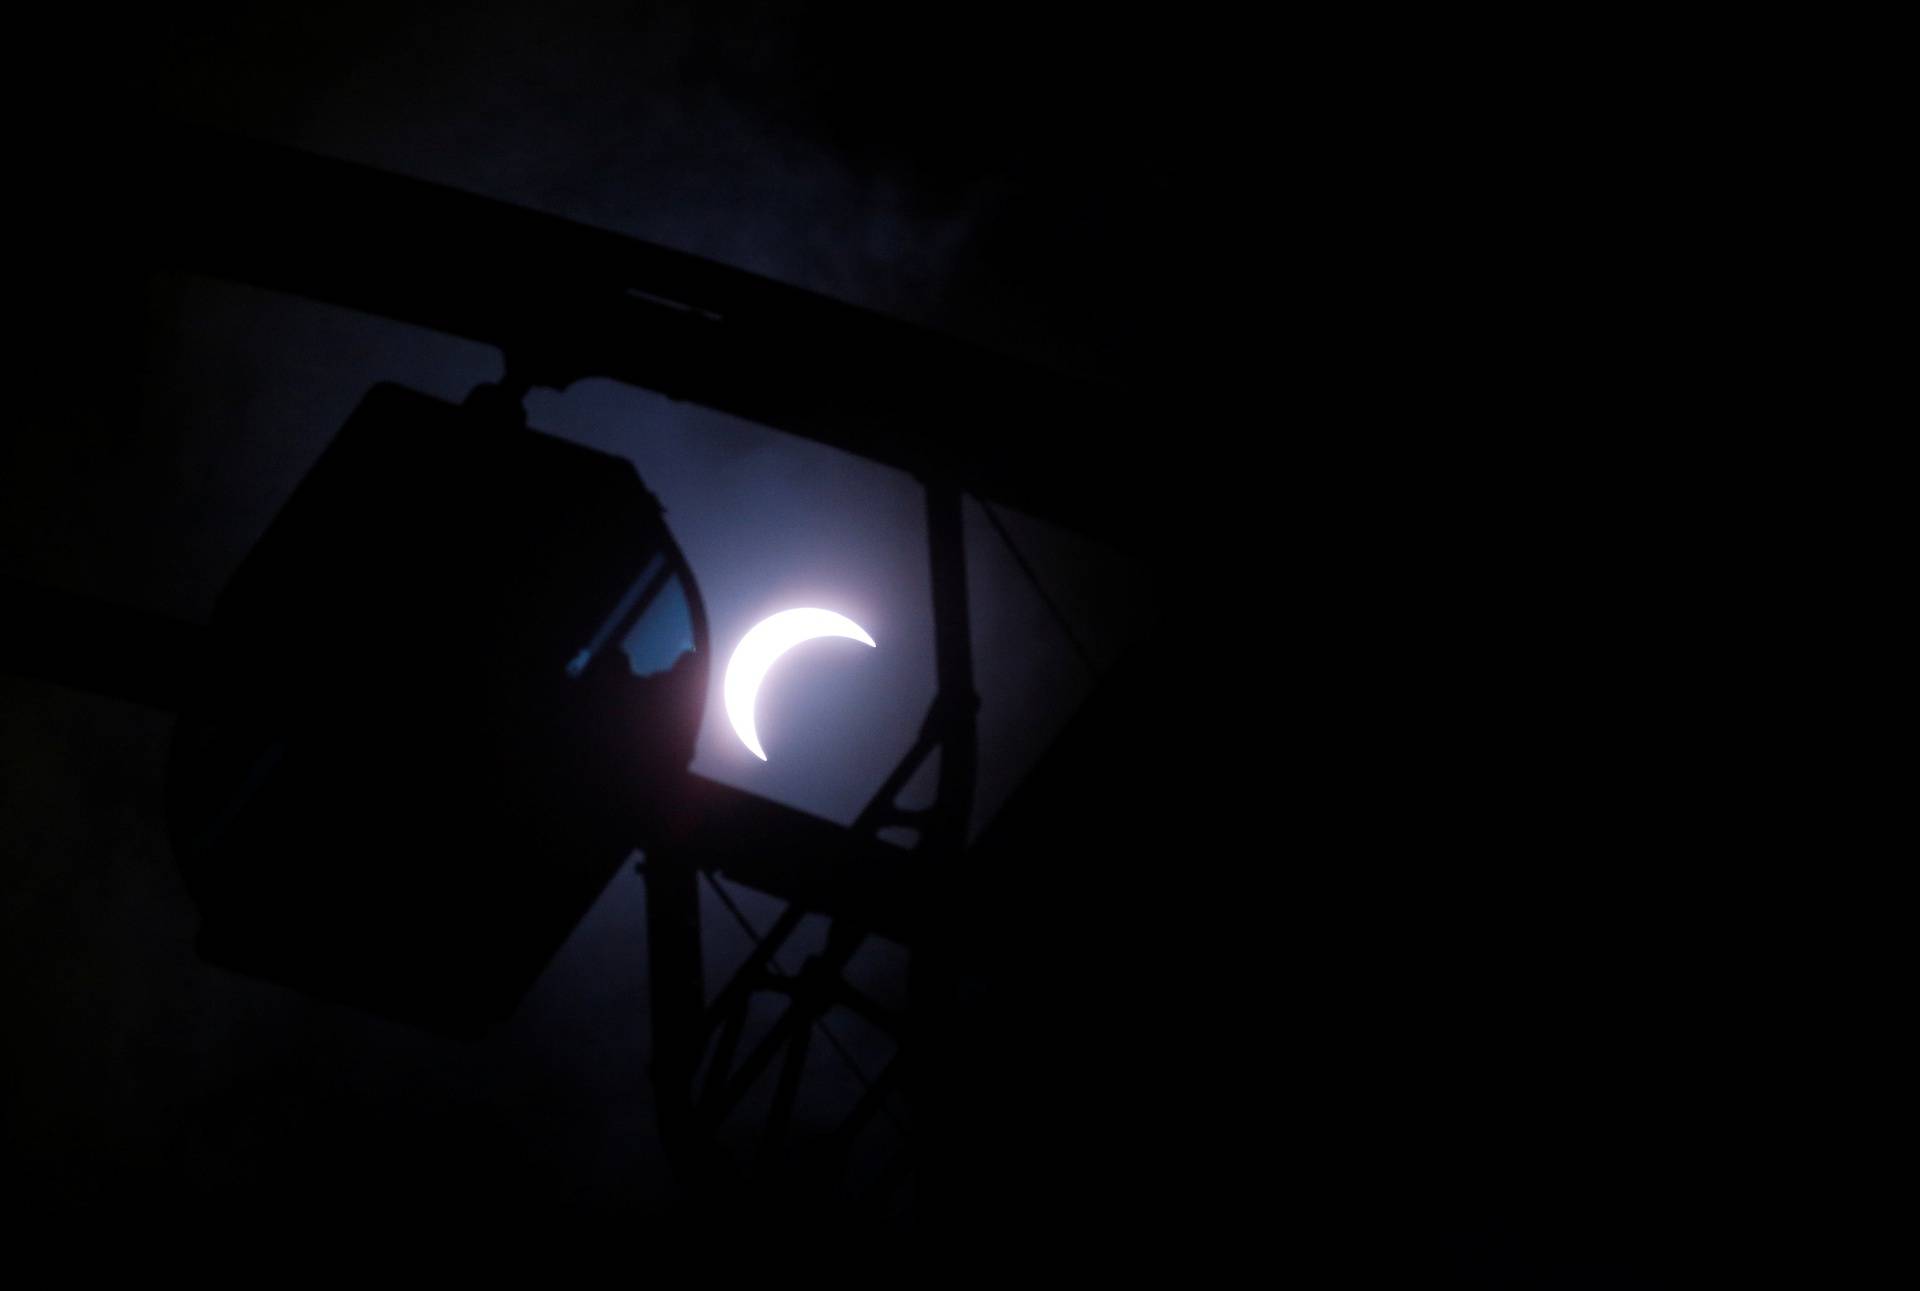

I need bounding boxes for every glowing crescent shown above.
[724,608,876,761]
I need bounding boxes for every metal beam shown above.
[115,125,1147,551]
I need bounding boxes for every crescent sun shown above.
[723,608,876,761]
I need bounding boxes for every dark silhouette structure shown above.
[2,40,1753,1275]
[9,123,1119,1223]
[168,383,711,1034]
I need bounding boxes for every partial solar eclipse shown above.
[724,608,876,761]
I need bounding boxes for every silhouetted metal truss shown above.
[6,122,1130,1211]
[646,479,977,1207]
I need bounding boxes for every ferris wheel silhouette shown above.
[8,124,1149,1225]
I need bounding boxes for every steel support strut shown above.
[647,475,979,1204]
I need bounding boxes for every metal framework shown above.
[10,122,1125,1209]
[645,476,978,1201]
